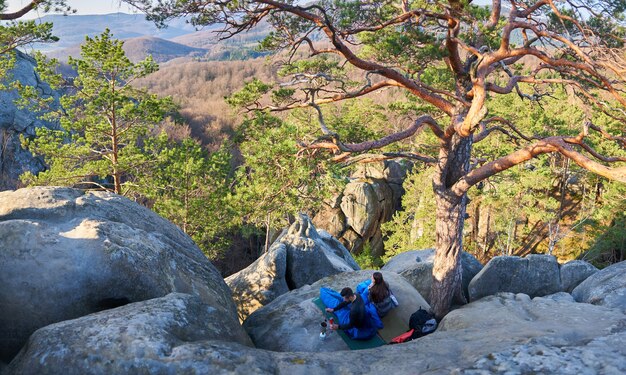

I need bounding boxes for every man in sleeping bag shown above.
[321,286,383,340]
[326,287,366,330]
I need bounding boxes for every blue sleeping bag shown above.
[320,281,383,340]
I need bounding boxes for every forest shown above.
[1,0,625,318]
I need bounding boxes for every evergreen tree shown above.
[137,132,234,259]
[21,29,175,195]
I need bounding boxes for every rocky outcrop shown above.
[226,214,359,321]
[468,255,598,302]
[7,293,252,375]
[243,270,429,352]
[313,160,410,256]
[8,292,626,374]
[572,260,626,312]
[0,51,60,190]
[559,260,598,293]
[0,187,244,363]
[381,249,483,302]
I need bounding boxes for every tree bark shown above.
[430,132,472,319]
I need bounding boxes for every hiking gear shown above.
[409,307,437,339]
[389,329,415,344]
[390,293,399,307]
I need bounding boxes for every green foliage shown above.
[382,166,436,262]
[353,241,383,270]
[136,132,235,259]
[581,181,626,267]
[21,29,176,195]
[232,112,345,232]
[225,78,272,108]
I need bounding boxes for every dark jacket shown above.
[334,293,366,330]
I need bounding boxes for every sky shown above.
[7,0,140,19]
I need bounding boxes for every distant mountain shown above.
[34,13,197,51]
[24,13,270,63]
[47,36,208,63]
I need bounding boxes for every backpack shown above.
[389,307,438,344]
[408,307,437,339]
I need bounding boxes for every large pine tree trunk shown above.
[430,189,468,318]
[430,132,472,319]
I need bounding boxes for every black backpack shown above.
[408,307,437,339]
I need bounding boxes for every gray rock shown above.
[8,292,626,375]
[382,249,483,302]
[572,260,626,311]
[0,51,60,190]
[281,214,359,289]
[7,293,254,375]
[559,260,598,293]
[0,187,243,362]
[311,206,346,238]
[225,244,289,321]
[468,254,562,301]
[225,215,359,321]
[455,293,626,375]
[243,270,430,352]
[340,181,380,238]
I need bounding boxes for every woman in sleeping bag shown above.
[368,272,396,318]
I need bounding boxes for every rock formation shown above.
[572,260,626,312]
[468,254,598,301]
[312,160,410,256]
[381,249,483,302]
[3,186,626,374]
[0,51,60,190]
[0,187,246,363]
[7,291,626,374]
[226,214,359,320]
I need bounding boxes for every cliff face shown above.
[0,50,60,191]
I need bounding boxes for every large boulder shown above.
[8,292,626,374]
[280,214,359,289]
[559,260,598,293]
[243,270,430,352]
[340,181,380,238]
[7,293,253,375]
[225,214,359,321]
[572,260,626,312]
[0,187,244,362]
[468,254,563,301]
[225,244,290,321]
[381,249,483,302]
[0,51,60,190]
[442,292,626,374]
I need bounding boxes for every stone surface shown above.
[311,206,346,238]
[468,254,562,302]
[559,260,598,293]
[225,214,359,321]
[225,244,290,322]
[0,51,60,190]
[243,270,430,352]
[0,187,243,362]
[7,292,626,375]
[281,214,359,290]
[7,293,253,375]
[382,249,483,302]
[340,181,380,238]
[313,160,411,255]
[572,260,626,312]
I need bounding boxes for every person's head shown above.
[369,272,390,303]
[340,287,354,302]
[372,272,384,285]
